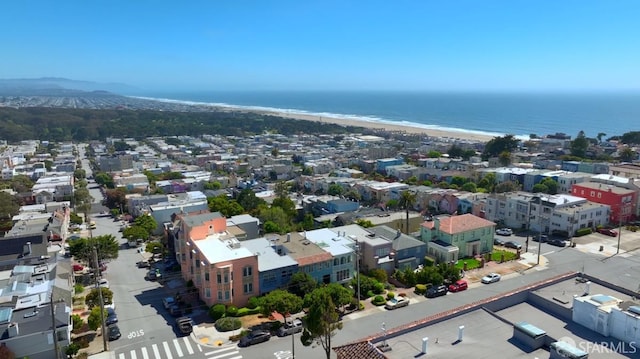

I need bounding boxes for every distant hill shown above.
[0,77,139,95]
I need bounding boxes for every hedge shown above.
[215,317,242,332]
[575,228,592,237]
[208,304,226,320]
[415,284,427,295]
[236,307,262,317]
[372,295,386,306]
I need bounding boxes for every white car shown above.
[384,297,409,310]
[495,228,513,236]
[481,273,501,284]
[98,278,109,288]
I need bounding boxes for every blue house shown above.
[376,158,404,174]
[326,199,359,214]
[242,237,299,295]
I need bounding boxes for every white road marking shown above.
[141,347,149,359]
[118,354,125,359]
[130,350,137,359]
[152,344,161,359]
[173,338,184,357]
[183,336,194,354]
[163,341,174,359]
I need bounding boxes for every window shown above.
[224,291,230,300]
[217,291,222,300]
[334,258,338,266]
[216,273,222,284]
[243,283,253,294]
[205,288,211,298]
[205,272,210,281]
[224,272,229,283]
[243,266,252,277]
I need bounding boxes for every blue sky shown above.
[1,1,639,91]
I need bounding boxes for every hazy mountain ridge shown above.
[0,77,139,95]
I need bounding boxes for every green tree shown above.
[386,199,399,210]
[260,289,304,318]
[619,147,637,162]
[0,191,20,223]
[69,212,83,225]
[271,196,297,219]
[94,172,114,188]
[327,184,344,196]
[237,189,266,214]
[134,214,158,235]
[9,174,34,193]
[289,272,318,298]
[532,183,548,194]
[68,235,120,266]
[498,151,512,166]
[427,150,441,158]
[368,268,388,284]
[301,287,343,359]
[85,287,114,309]
[87,306,108,331]
[258,206,291,234]
[477,173,497,193]
[399,190,416,234]
[482,135,519,160]
[104,188,127,210]
[203,181,222,190]
[74,169,87,180]
[539,177,559,195]
[355,219,374,228]
[208,195,245,217]
[494,180,521,193]
[318,283,353,310]
[570,130,589,158]
[596,132,607,143]
[123,225,149,240]
[461,182,477,193]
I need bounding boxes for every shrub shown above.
[247,296,260,309]
[372,295,386,306]
[415,284,427,295]
[74,284,84,294]
[575,228,593,237]
[373,282,385,294]
[226,305,238,317]
[230,329,250,342]
[215,317,242,332]
[208,304,226,320]
[65,343,80,357]
[71,314,83,331]
[424,256,435,267]
[366,290,374,298]
[236,307,262,317]
[386,292,395,300]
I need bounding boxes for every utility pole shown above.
[291,314,295,359]
[355,238,361,310]
[93,246,108,351]
[50,295,61,359]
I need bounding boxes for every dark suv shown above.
[238,330,271,347]
[425,285,448,298]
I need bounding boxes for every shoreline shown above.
[251,109,495,142]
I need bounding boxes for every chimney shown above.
[584,281,591,296]
[287,233,291,242]
[434,218,440,231]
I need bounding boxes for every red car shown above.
[72,264,84,272]
[597,228,618,237]
[448,280,468,292]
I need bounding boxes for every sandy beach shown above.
[248,109,494,142]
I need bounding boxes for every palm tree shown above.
[399,190,416,234]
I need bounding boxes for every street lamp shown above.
[617,201,631,255]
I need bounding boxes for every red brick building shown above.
[571,182,636,224]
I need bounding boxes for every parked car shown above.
[494,237,506,246]
[425,285,448,298]
[98,278,109,288]
[547,238,567,247]
[146,269,159,281]
[163,297,176,310]
[106,308,118,325]
[448,279,468,293]
[72,264,84,272]
[136,260,150,268]
[108,325,121,341]
[238,330,271,347]
[532,234,548,242]
[481,273,501,284]
[384,296,409,310]
[176,317,194,335]
[597,228,618,237]
[496,228,513,236]
[277,318,303,337]
[504,240,522,250]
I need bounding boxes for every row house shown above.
[305,229,356,284]
[354,181,408,204]
[571,181,637,224]
[113,173,150,192]
[376,158,404,174]
[240,238,300,294]
[148,191,209,234]
[32,174,74,203]
[175,212,258,308]
[385,164,425,181]
[420,214,496,263]
[277,232,333,285]
[484,191,611,237]
[608,163,640,179]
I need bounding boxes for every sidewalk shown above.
[191,322,236,349]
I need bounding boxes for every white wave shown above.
[130,95,517,139]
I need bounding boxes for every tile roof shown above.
[333,341,388,359]
[421,214,495,234]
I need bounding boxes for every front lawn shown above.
[491,250,517,262]
[454,258,481,270]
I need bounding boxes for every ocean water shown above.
[137,91,640,140]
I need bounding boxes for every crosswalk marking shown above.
[116,337,232,359]
[183,337,194,355]
[173,338,184,357]
[163,341,173,359]
[205,346,240,358]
